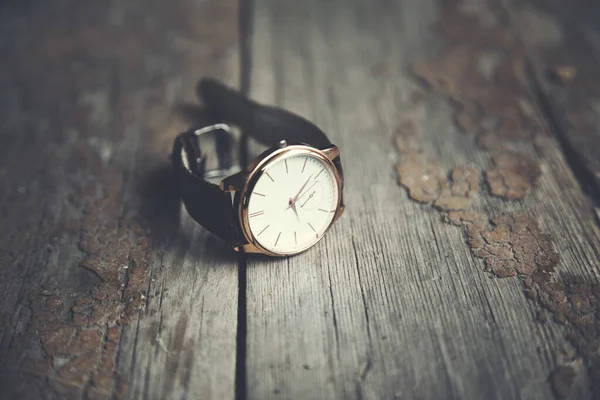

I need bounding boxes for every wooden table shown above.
[1,0,599,399]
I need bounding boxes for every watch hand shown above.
[296,181,319,203]
[289,199,300,221]
[300,191,316,208]
[287,174,313,209]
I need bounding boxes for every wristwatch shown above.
[171,78,345,256]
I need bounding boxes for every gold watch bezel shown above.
[224,143,344,257]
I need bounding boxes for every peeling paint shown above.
[445,212,558,278]
[0,0,238,398]
[399,2,600,396]
[485,151,541,200]
[394,119,480,212]
[411,0,545,163]
[446,209,600,397]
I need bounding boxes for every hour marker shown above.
[258,225,270,236]
[318,208,335,213]
[274,232,282,247]
[249,211,264,218]
[315,169,324,179]
[254,192,265,197]
[301,158,308,173]
[285,159,289,174]
[308,222,318,238]
[294,231,297,244]
[265,172,275,182]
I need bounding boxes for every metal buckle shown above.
[192,123,241,182]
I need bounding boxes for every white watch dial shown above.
[247,152,340,254]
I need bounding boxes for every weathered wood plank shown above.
[0,1,240,398]
[245,0,600,399]
[507,0,600,198]
[503,1,600,395]
[2,0,600,399]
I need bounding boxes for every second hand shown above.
[301,191,316,208]
[296,180,319,203]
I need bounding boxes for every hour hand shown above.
[288,198,300,221]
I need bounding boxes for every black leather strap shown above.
[172,78,341,245]
[172,128,241,244]
[200,78,343,176]
[199,78,333,148]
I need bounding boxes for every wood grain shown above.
[0,0,240,398]
[244,0,600,399]
[509,0,600,197]
[1,0,600,399]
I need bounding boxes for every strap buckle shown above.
[183,123,241,183]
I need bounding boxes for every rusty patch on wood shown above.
[394,121,596,397]
[394,153,480,212]
[411,0,544,163]
[434,167,481,211]
[485,151,541,200]
[411,0,544,199]
[3,169,151,398]
[445,212,558,278]
[394,120,480,212]
[0,0,238,398]
[447,211,600,397]
[446,209,600,398]
[401,0,600,397]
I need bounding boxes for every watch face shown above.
[246,152,340,255]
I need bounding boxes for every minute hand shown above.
[288,174,313,208]
[297,181,319,202]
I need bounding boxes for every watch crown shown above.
[277,140,287,148]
